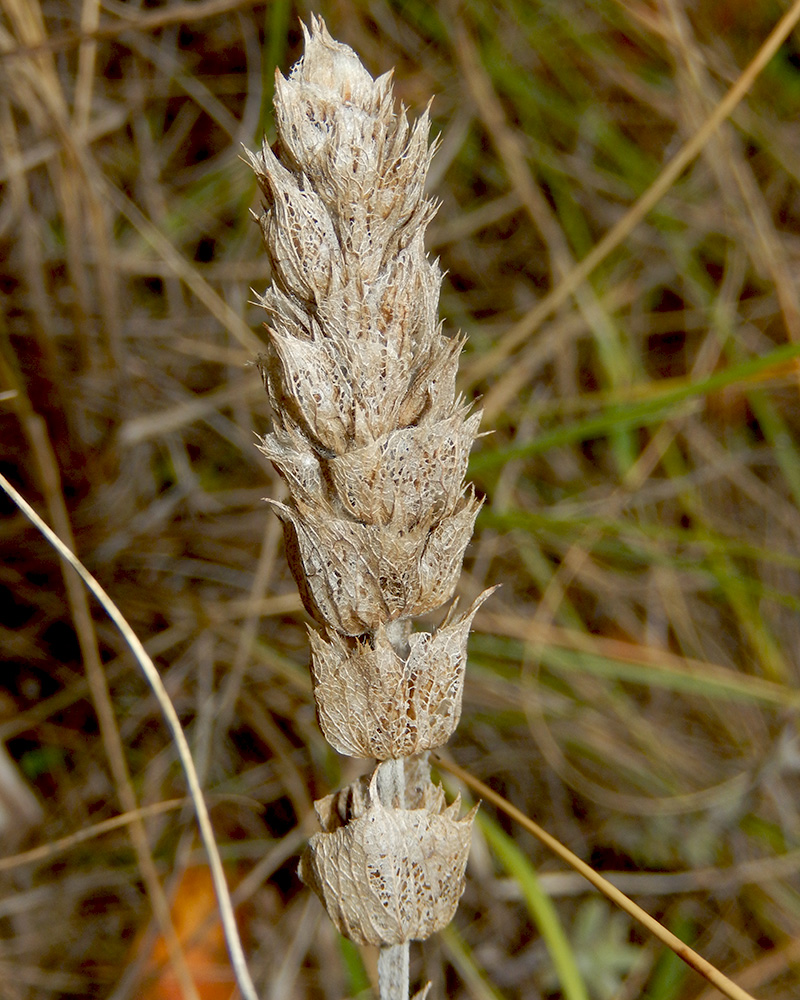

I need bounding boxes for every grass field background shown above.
[2,1,800,997]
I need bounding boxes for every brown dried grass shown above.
[2,1,800,998]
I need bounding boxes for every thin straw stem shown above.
[0,472,259,1000]
[463,0,800,404]
[437,756,759,1000]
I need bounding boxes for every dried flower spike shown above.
[248,16,491,999]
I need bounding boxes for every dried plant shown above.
[245,17,492,999]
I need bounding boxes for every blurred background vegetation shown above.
[2,0,800,997]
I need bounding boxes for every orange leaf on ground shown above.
[136,866,240,1000]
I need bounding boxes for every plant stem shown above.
[376,754,409,999]
[376,756,406,809]
[378,941,410,1000]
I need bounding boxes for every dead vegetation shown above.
[2,1,800,998]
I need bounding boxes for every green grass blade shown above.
[478,812,590,1000]
[471,342,800,473]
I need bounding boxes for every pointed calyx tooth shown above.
[298,768,477,946]
[251,141,341,305]
[272,19,433,267]
[310,589,497,759]
[324,408,482,528]
[269,494,483,635]
[275,17,389,143]
[257,427,325,509]
[258,329,355,454]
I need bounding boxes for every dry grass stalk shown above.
[246,17,491,999]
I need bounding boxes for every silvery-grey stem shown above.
[378,941,410,1000]
[376,757,406,809]
[374,618,410,998]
